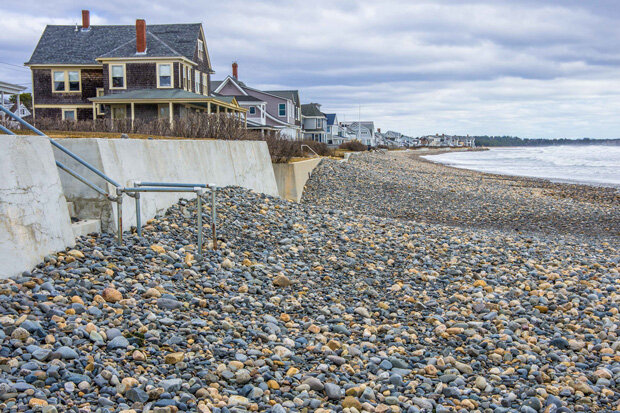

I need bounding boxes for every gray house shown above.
[301,103,327,142]
[212,63,301,139]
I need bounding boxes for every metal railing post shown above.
[196,188,204,258]
[211,187,217,250]
[116,188,123,244]
[135,192,141,237]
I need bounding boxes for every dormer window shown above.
[197,40,204,60]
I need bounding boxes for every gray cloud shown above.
[1,0,620,138]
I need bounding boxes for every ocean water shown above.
[423,145,620,187]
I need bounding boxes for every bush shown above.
[339,140,367,151]
[15,114,335,163]
[301,140,332,157]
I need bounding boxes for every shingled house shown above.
[25,10,246,125]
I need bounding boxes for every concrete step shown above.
[66,201,76,218]
[72,219,101,238]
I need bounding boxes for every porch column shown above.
[16,93,20,118]
[244,112,247,128]
[216,105,220,114]
[92,102,96,120]
[207,101,211,114]
[169,102,173,127]
[130,102,135,130]
[1,91,4,121]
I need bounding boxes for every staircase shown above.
[66,201,101,238]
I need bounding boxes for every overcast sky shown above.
[1,0,620,138]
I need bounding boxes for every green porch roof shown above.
[90,89,241,108]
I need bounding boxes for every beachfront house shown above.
[301,103,327,142]
[25,10,246,125]
[325,113,348,146]
[212,63,301,139]
[341,121,376,147]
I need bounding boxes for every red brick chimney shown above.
[232,62,238,80]
[136,19,147,54]
[81,10,90,31]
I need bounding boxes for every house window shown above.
[194,70,201,93]
[157,63,172,88]
[110,64,125,89]
[62,109,76,121]
[184,66,190,90]
[197,40,204,60]
[68,71,80,91]
[111,105,127,119]
[53,71,65,91]
[249,106,256,115]
[52,70,81,93]
[202,73,208,95]
[278,103,285,117]
[158,104,170,120]
[95,88,104,116]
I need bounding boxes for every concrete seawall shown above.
[0,136,74,278]
[272,158,322,202]
[54,138,279,232]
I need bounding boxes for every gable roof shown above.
[301,103,325,117]
[265,90,300,106]
[26,23,203,65]
[325,113,337,125]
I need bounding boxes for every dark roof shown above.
[230,95,264,102]
[26,24,202,65]
[325,113,337,125]
[265,90,300,106]
[301,103,325,117]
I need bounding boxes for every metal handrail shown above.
[0,106,121,188]
[1,108,219,253]
[301,144,319,158]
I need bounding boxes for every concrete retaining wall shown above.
[53,138,279,232]
[272,158,322,202]
[0,136,74,278]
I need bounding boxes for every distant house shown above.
[341,121,376,146]
[25,10,245,124]
[324,113,347,146]
[301,103,327,142]
[212,63,301,139]
[0,81,30,128]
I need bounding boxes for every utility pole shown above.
[357,104,361,143]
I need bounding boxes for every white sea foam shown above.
[423,145,620,187]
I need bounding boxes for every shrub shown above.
[14,114,335,163]
[301,140,332,157]
[339,140,367,151]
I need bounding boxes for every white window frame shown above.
[202,73,208,96]
[109,64,126,90]
[52,69,81,93]
[62,108,77,120]
[184,66,191,91]
[197,40,204,60]
[194,70,201,93]
[278,103,286,117]
[156,63,173,88]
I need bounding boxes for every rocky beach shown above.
[0,151,618,413]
